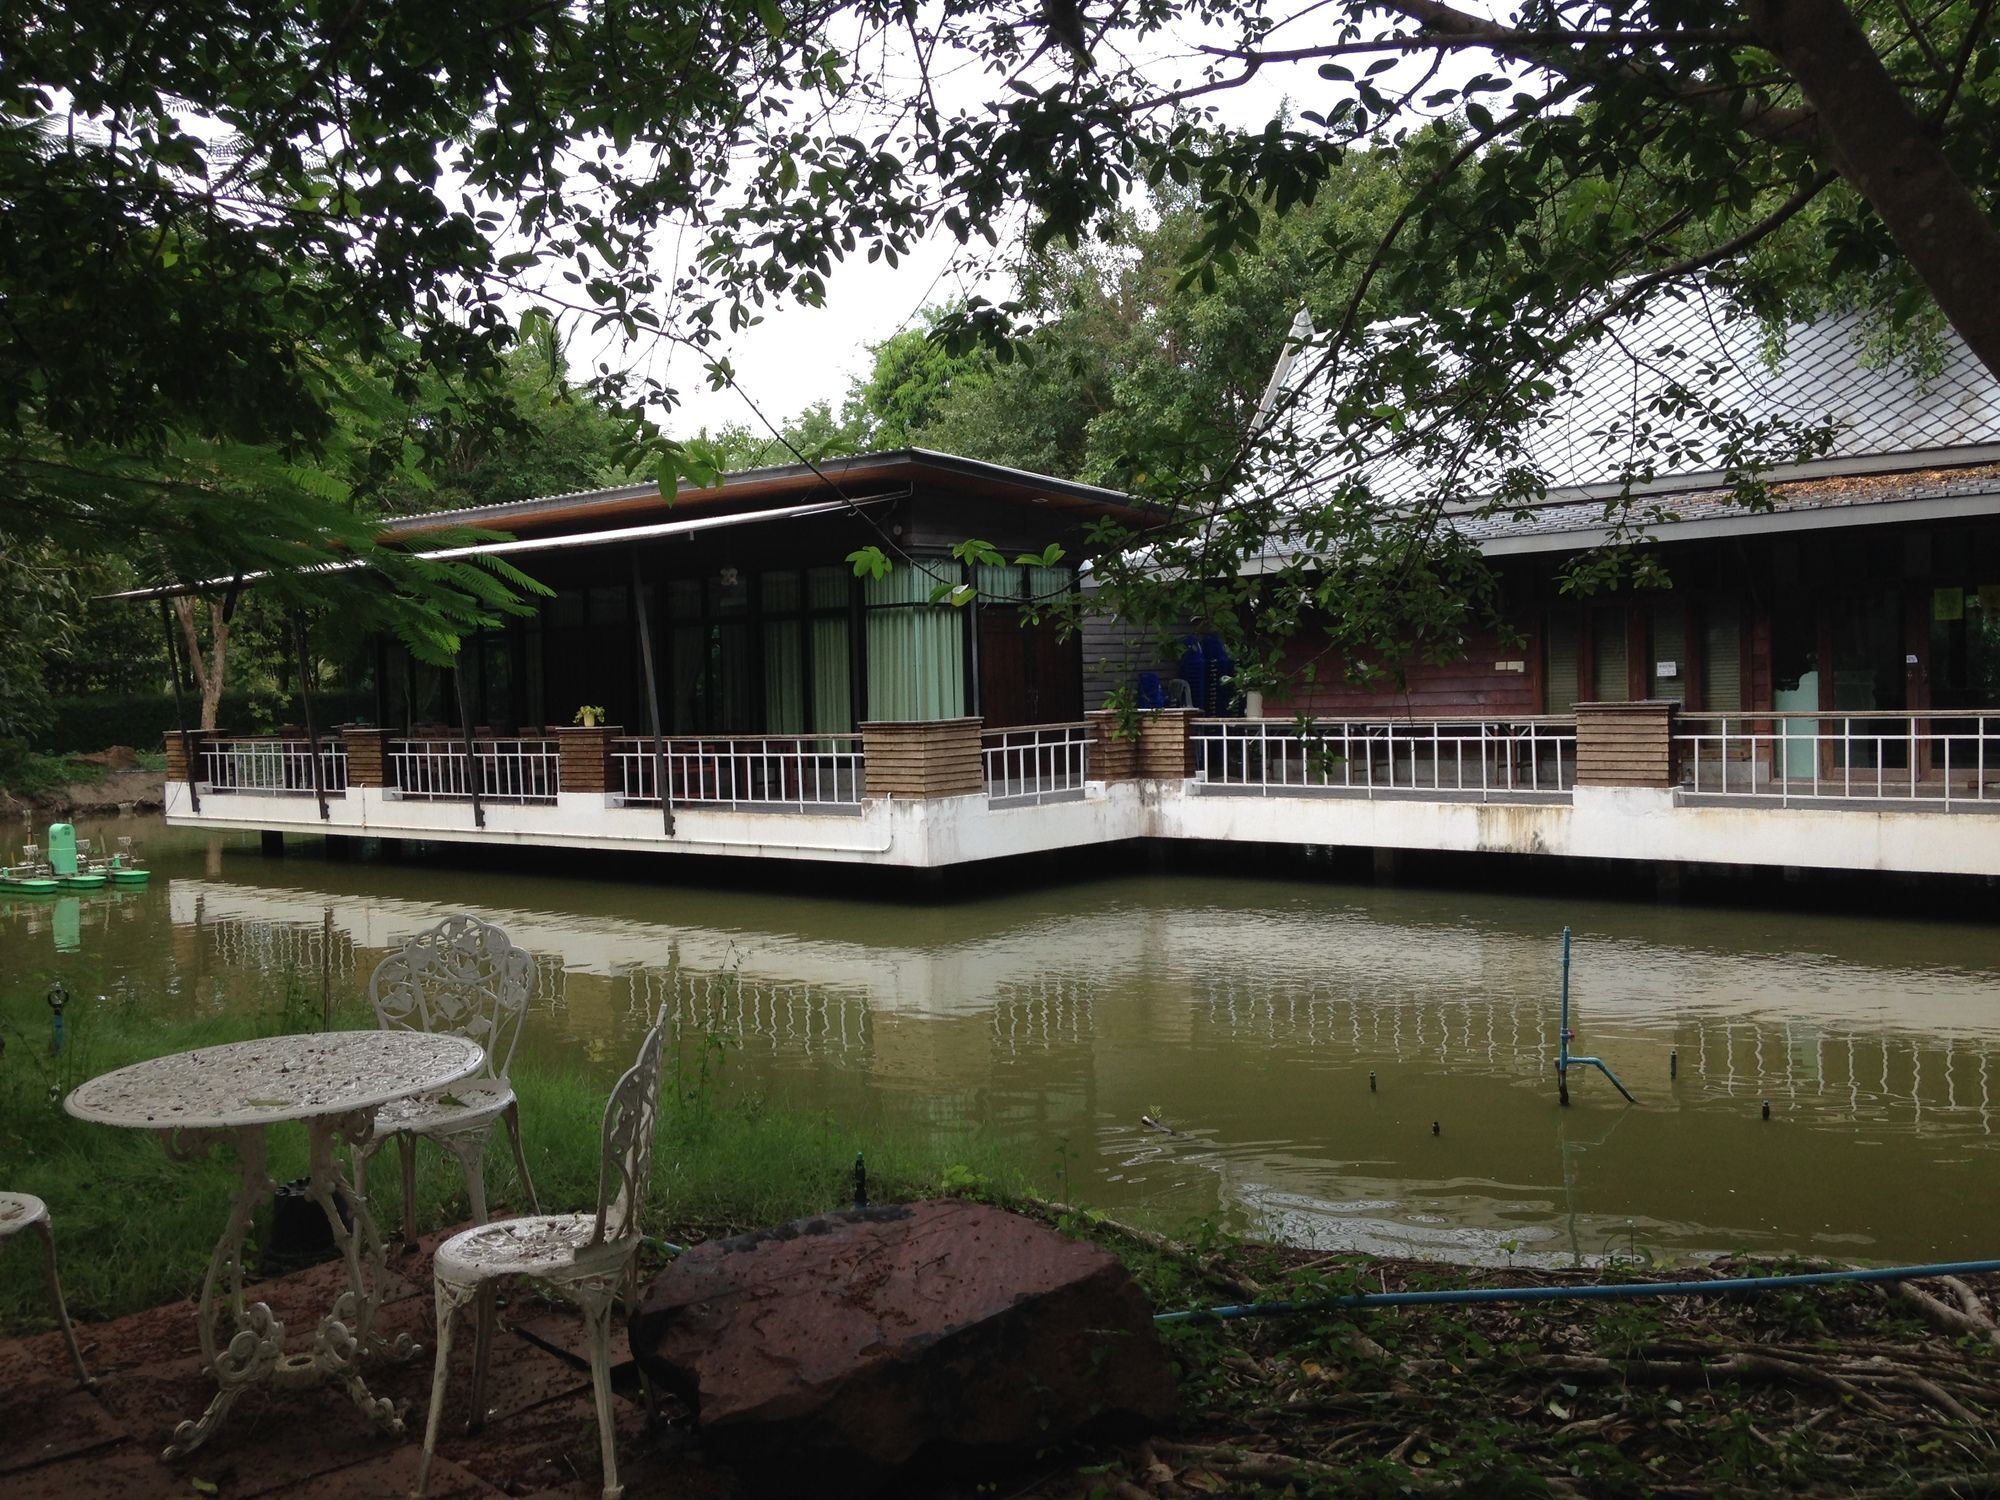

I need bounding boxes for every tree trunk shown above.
[1749,0,2000,385]
[172,596,233,731]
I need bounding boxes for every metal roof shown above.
[1250,283,2000,559]
[104,497,875,602]
[383,447,1146,535]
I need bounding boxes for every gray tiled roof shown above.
[1253,282,2000,553]
[1451,459,2000,549]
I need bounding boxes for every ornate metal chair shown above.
[358,915,540,1242]
[0,1192,94,1387]
[413,1015,666,1500]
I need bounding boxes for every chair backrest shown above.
[367,914,535,1079]
[589,1017,667,1250]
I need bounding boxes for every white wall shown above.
[163,777,2000,878]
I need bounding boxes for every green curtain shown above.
[976,563,1073,608]
[812,617,853,733]
[763,620,805,733]
[865,559,965,721]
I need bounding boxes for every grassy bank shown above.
[0,980,1029,1330]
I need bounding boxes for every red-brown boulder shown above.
[629,1200,1175,1494]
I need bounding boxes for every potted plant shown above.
[573,705,606,729]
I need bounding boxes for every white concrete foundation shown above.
[163,776,2000,878]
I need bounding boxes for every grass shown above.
[0,744,98,800]
[0,976,1030,1333]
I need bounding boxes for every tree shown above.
[7,0,2000,699]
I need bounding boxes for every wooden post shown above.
[1085,710,1140,782]
[292,614,330,822]
[629,550,674,836]
[1137,708,1198,780]
[159,598,201,814]
[341,728,392,788]
[858,719,984,798]
[1574,700,1675,788]
[556,724,620,795]
[452,654,485,829]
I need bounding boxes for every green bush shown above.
[34,690,373,754]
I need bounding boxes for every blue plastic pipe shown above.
[1152,1256,2000,1324]
[1559,926,1635,1104]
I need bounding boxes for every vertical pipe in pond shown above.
[1558,926,1572,1107]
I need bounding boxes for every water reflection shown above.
[9,821,2000,1265]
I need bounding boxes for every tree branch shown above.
[1750,0,2000,383]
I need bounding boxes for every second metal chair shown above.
[357,914,540,1240]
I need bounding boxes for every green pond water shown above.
[7,817,2000,1267]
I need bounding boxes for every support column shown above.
[1085,710,1140,782]
[1574,700,1675,788]
[260,831,285,858]
[164,730,209,788]
[1137,708,1198,781]
[859,719,984,798]
[556,725,620,797]
[341,728,392,789]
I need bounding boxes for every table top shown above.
[64,1031,487,1131]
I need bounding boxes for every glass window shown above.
[1703,600,1741,713]
[1545,607,1579,714]
[1593,610,1630,702]
[865,558,965,721]
[762,570,800,612]
[812,617,853,733]
[808,566,851,611]
[763,620,805,733]
[588,584,628,626]
[1649,602,1685,704]
[709,570,749,616]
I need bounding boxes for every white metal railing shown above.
[199,738,349,796]
[1676,711,2000,808]
[611,735,864,810]
[982,722,1092,804]
[1191,716,1576,800]
[387,738,560,803]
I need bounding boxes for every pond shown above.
[7,817,2000,1267]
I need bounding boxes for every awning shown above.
[103,495,889,601]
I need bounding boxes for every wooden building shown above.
[1090,287,2000,736]
[371,450,1146,737]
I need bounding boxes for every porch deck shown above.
[160,706,2000,878]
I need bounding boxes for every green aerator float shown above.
[46,824,107,889]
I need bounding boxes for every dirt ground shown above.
[1,769,164,824]
[11,1218,2000,1499]
[0,1228,739,1500]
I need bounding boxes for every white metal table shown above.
[65,1031,486,1458]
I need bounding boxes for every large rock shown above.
[630,1200,1175,1493]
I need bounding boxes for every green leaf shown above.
[845,545,892,580]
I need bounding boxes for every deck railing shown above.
[1191,716,1577,800]
[387,737,560,803]
[1676,711,2000,808]
[199,739,349,796]
[981,722,1092,804]
[611,735,865,810]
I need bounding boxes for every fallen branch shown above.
[1888,1282,2000,1353]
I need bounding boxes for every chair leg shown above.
[467,1284,497,1435]
[32,1219,93,1389]
[502,1101,540,1215]
[414,1282,462,1500]
[398,1133,420,1246]
[623,1258,657,1422]
[580,1288,624,1500]
[444,1128,492,1226]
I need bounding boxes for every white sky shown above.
[564,3,1502,445]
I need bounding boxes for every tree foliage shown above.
[6,0,2000,704]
